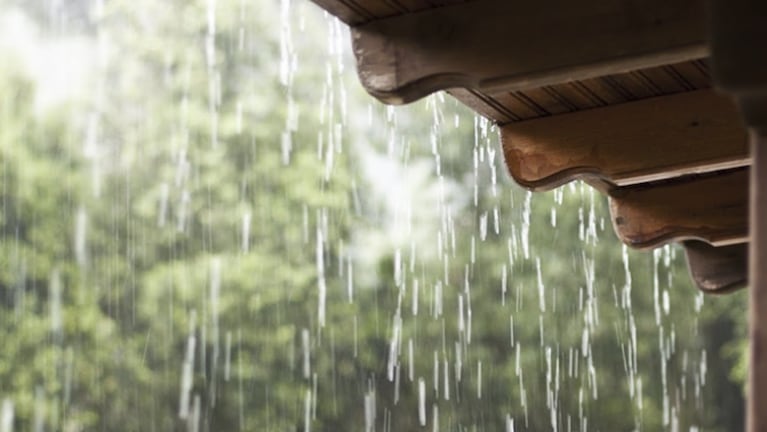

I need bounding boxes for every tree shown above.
[0,0,747,431]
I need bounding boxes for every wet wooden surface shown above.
[351,0,707,104]
[684,241,748,294]
[450,60,712,124]
[609,168,749,249]
[500,89,749,190]
[310,0,469,25]
[748,133,767,432]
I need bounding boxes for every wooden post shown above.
[749,131,767,432]
[705,0,767,423]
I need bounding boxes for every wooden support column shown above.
[749,131,767,432]
[706,0,767,427]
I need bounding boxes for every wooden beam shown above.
[352,0,708,104]
[310,0,379,25]
[609,168,749,249]
[707,1,767,427]
[749,132,767,432]
[684,241,748,294]
[309,0,470,26]
[500,89,748,191]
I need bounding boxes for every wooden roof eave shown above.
[500,89,749,191]
[349,0,708,104]
[684,240,748,294]
[309,0,751,295]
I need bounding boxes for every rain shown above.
[0,0,749,431]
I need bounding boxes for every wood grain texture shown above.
[352,0,708,104]
[609,168,749,249]
[500,89,749,190]
[309,0,469,25]
[684,241,747,294]
[447,60,713,124]
[748,131,767,432]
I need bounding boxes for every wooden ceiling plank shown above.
[309,0,380,25]
[632,67,689,95]
[549,83,604,111]
[684,240,748,294]
[351,0,708,104]
[500,89,749,190]
[447,89,518,123]
[609,168,749,249]
[513,87,575,118]
[573,76,632,106]
[309,0,468,25]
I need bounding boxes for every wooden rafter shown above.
[501,89,748,190]
[352,0,708,104]
[609,168,749,249]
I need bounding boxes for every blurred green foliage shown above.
[0,0,748,431]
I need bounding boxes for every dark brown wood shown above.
[707,0,767,95]
[749,132,767,432]
[352,0,708,104]
[309,0,469,25]
[707,1,767,428]
[684,241,748,294]
[448,60,713,124]
[609,168,749,249]
[500,89,748,190]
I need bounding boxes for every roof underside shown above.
[310,0,750,294]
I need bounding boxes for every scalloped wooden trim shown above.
[609,168,749,249]
[684,241,747,294]
[351,0,707,104]
[501,89,749,191]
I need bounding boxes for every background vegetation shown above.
[0,0,748,430]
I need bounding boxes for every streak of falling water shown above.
[312,373,318,419]
[433,350,439,395]
[304,390,312,432]
[408,339,414,382]
[443,355,450,400]
[209,258,222,408]
[74,206,87,268]
[521,191,532,260]
[364,389,376,432]
[432,404,439,432]
[279,0,297,163]
[224,331,232,381]
[347,254,354,303]
[501,264,508,305]
[387,312,402,381]
[0,399,13,432]
[302,328,311,379]
[477,360,483,399]
[179,311,197,419]
[418,378,427,426]
[653,249,661,325]
[316,227,327,327]
[206,0,219,150]
[241,211,251,253]
[455,341,463,383]
[32,387,44,432]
